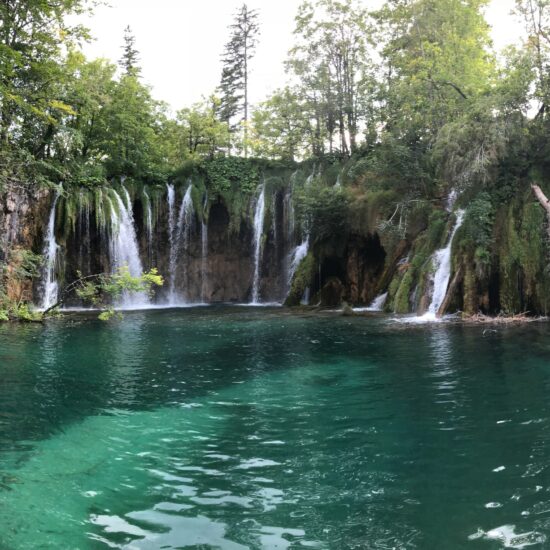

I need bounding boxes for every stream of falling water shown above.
[174,185,195,303]
[109,190,149,309]
[40,194,61,310]
[367,292,388,312]
[287,239,309,288]
[419,210,465,321]
[251,185,266,304]
[143,189,153,266]
[201,194,208,302]
[166,184,176,302]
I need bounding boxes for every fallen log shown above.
[437,263,464,318]
[531,184,550,241]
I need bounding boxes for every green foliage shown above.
[98,308,123,322]
[287,0,374,156]
[71,267,164,320]
[9,250,43,282]
[376,0,494,142]
[204,157,259,195]
[296,185,351,243]
[284,252,316,306]
[250,88,307,161]
[12,303,43,322]
[393,270,415,314]
[172,97,231,161]
[0,294,44,322]
[459,193,495,271]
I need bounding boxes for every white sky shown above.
[75,0,521,113]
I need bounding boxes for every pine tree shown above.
[119,25,140,76]
[218,4,260,156]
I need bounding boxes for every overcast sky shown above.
[75,0,520,113]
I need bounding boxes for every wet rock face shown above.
[344,235,386,305]
[0,183,49,301]
[320,277,345,307]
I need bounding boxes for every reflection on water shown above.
[1,310,550,548]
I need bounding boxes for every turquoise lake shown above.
[1,307,550,549]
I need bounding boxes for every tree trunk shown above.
[437,263,464,318]
[531,184,550,241]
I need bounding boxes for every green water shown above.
[2,308,550,549]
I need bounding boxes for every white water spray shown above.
[251,185,266,304]
[143,189,153,265]
[287,239,309,287]
[40,194,61,310]
[201,194,208,302]
[165,184,195,304]
[166,184,177,301]
[421,210,465,320]
[176,185,194,249]
[109,190,149,308]
[367,292,388,312]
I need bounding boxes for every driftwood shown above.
[463,312,545,324]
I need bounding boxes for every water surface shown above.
[1,308,550,549]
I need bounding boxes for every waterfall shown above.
[367,292,388,311]
[176,185,194,249]
[201,220,208,302]
[122,186,132,210]
[143,189,153,266]
[40,194,61,310]
[166,184,177,302]
[201,194,208,302]
[351,292,388,312]
[176,185,194,302]
[423,210,465,319]
[166,184,194,305]
[251,184,266,304]
[287,239,309,287]
[446,189,458,212]
[109,190,149,309]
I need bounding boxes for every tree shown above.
[287,0,374,156]
[0,0,89,148]
[174,97,231,160]
[101,74,169,182]
[119,25,141,76]
[250,87,308,160]
[44,266,164,320]
[375,0,494,142]
[218,4,260,156]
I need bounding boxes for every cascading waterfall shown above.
[175,185,195,302]
[166,183,177,301]
[201,194,208,302]
[287,239,309,287]
[109,190,149,309]
[250,184,266,304]
[76,191,92,277]
[422,210,465,319]
[165,184,194,305]
[40,194,61,310]
[143,189,153,266]
[367,292,388,312]
[176,185,194,249]
[285,171,297,242]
